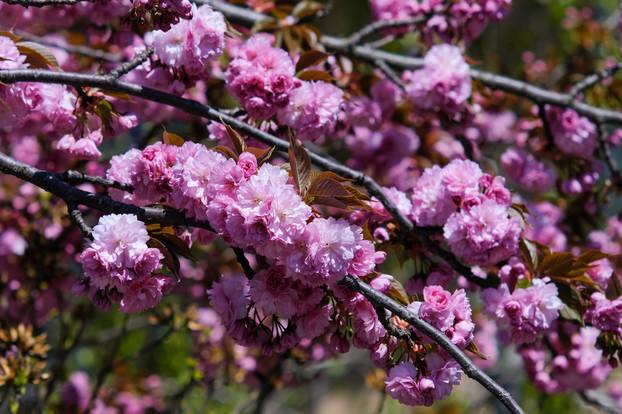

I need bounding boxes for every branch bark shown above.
[0,0,89,6]
[0,68,497,288]
[341,275,524,414]
[202,0,622,125]
[0,144,522,414]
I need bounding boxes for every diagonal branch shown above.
[0,68,497,287]
[109,47,153,79]
[0,150,522,414]
[569,62,622,98]
[0,150,213,231]
[341,275,524,414]
[203,0,622,125]
[0,0,89,6]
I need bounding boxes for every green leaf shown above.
[559,305,583,324]
[296,49,330,73]
[16,41,59,69]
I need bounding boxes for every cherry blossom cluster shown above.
[404,44,472,117]
[410,159,521,266]
[369,0,512,44]
[151,4,226,80]
[225,34,344,141]
[77,214,171,313]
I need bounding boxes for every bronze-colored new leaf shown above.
[162,130,185,146]
[148,237,181,280]
[221,120,246,155]
[296,50,330,73]
[297,69,335,82]
[16,41,59,69]
[288,131,312,197]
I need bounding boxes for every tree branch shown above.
[569,62,622,98]
[61,170,134,192]
[0,0,89,6]
[109,47,153,79]
[341,275,524,414]
[0,135,521,414]
[0,68,496,287]
[67,203,93,237]
[0,150,213,231]
[203,0,622,124]
[14,31,121,62]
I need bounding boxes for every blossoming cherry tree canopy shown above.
[1,0,622,413]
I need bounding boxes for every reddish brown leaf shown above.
[296,49,330,73]
[288,130,312,197]
[16,41,59,69]
[297,69,335,82]
[162,130,185,146]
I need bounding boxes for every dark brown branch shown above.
[109,47,153,79]
[1,0,89,6]
[204,0,622,125]
[0,140,521,413]
[67,203,93,237]
[0,68,495,287]
[0,150,213,231]
[61,170,134,192]
[232,247,255,279]
[341,275,524,414]
[570,62,622,98]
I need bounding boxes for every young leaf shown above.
[212,145,238,160]
[148,237,181,280]
[465,341,488,360]
[16,41,59,69]
[386,278,410,305]
[246,146,275,165]
[292,1,325,20]
[221,120,246,155]
[288,130,312,197]
[0,31,21,42]
[296,50,330,73]
[163,130,185,146]
[297,69,335,82]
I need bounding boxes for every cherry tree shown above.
[0,0,621,413]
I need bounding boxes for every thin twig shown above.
[373,58,406,90]
[87,313,129,411]
[204,0,622,124]
[570,62,622,98]
[61,170,134,192]
[578,391,620,414]
[232,247,255,279]
[67,203,93,237]
[109,47,153,79]
[15,31,121,62]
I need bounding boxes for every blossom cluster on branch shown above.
[1,0,622,412]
